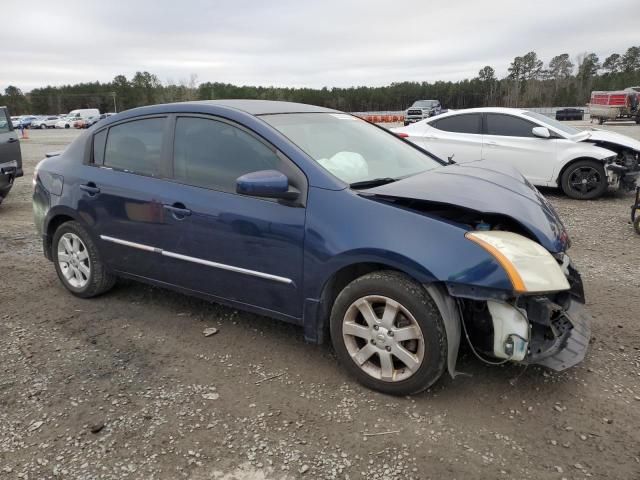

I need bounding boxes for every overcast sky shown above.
[2,0,638,92]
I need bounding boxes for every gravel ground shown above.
[1,124,639,479]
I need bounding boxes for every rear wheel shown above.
[561,159,608,200]
[40,124,46,129]
[52,221,116,298]
[330,271,447,395]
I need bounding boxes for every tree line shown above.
[2,46,640,115]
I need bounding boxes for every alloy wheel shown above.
[568,166,602,195]
[342,295,425,382]
[57,232,91,288]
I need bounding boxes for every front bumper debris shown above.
[524,298,591,371]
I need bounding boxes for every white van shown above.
[66,109,100,121]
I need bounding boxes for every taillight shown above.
[395,132,409,138]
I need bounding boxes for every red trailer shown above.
[589,87,640,124]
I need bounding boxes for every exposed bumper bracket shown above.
[526,300,591,371]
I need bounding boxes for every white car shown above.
[31,116,60,129]
[392,107,640,199]
[55,117,74,129]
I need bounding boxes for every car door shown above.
[76,115,183,282]
[422,113,483,163]
[482,113,557,184]
[0,107,22,190]
[162,115,306,319]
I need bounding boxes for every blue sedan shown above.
[33,100,590,395]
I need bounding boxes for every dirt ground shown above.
[1,123,639,480]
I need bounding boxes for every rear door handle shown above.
[486,141,500,147]
[7,137,18,143]
[79,183,100,195]
[163,203,192,219]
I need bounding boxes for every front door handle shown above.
[486,141,499,147]
[7,137,18,143]
[163,203,192,219]
[79,183,100,195]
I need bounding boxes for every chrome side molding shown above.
[99,235,293,285]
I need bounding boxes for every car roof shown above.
[160,100,338,116]
[429,107,530,120]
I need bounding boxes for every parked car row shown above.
[11,109,116,130]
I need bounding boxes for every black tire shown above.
[330,270,447,396]
[634,216,640,235]
[560,159,608,200]
[40,124,46,129]
[598,117,605,125]
[52,221,116,298]
[403,121,409,126]
[65,124,70,129]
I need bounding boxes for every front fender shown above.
[553,144,617,183]
[304,187,514,303]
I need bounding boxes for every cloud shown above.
[1,0,637,91]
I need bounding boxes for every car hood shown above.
[366,160,569,252]
[577,129,640,152]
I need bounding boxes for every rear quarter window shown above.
[92,129,107,165]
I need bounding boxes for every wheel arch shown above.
[555,156,603,187]
[43,207,87,260]
[308,256,437,345]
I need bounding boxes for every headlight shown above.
[465,231,570,294]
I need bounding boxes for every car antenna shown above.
[448,154,456,164]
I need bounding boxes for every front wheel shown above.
[52,221,116,298]
[330,271,447,395]
[561,159,608,200]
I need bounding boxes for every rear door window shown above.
[432,114,482,134]
[103,118,166,176]
[485,114,536,137]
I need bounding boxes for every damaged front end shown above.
[604,152,640,191]
[365,161,592,374]
[452,258,590,372]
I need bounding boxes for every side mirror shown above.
[236,170,299,200]
[532,126,551,139]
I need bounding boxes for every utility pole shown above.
[110,92,117,113]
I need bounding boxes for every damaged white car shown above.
[392,107,640,199]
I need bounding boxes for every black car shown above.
[0,107,23,205]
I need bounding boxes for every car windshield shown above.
[523,111,580,136]
[261,113,442,186]
[412,100,437,108]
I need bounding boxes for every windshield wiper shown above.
[349,177,398,189]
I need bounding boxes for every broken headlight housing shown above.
[465,231,570,294]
